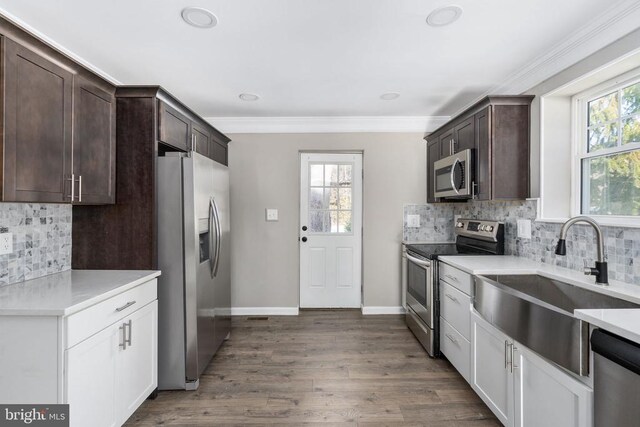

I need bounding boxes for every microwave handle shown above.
[450,158,461,195]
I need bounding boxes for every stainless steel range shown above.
[404,219,504,356]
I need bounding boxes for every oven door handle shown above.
[406,254,431,268]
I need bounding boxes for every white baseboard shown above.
[361,306,406,315]
[231,307,299,316]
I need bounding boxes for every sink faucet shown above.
[555,216,608,286]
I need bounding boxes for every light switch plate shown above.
[517,220,532,239]
[0,233,12,255]
[265,208,278,221]
[407,214,421,228]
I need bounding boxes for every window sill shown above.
[537,216,640,229]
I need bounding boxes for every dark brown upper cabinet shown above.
[158,101,190,151]
[1,37,73,203]
[424,95,534,202]
[191,121,211,157]
[73,77,116,204]
[0,18,118,205]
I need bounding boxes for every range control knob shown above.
[456,221,464,228]
[487,226,494,232]
[479,225,486,231]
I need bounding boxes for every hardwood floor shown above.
[126,310,500,426]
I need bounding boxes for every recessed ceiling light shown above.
[239,93,260,101]
[380,92,400,101]
[181,7,218,29]
[426,5,463,27]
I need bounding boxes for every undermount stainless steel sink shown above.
[474,274,638,376]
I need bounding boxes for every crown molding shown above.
[0,8,123,85]
[206,116,450,134]
[451,0,640,117]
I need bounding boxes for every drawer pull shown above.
[445,274,459,282]
[445,333,458,345]
[445,293,459,303]
[115,301,136,312]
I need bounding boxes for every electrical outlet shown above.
[265,208,278,221]
[407,214,421,228]
[0,233,12,255]
[517,220,532,239]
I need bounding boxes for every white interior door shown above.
[300,153,362,308]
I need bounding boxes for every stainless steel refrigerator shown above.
[156,152,231,390]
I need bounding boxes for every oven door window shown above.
[407,260,428,307]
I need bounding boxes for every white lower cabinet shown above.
[471,310,514,426]
[66,301,158,427]
[471,310,593,427]
[513,343,593,427]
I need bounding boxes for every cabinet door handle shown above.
[115,300,136,312]
[66,174,75,201]
[504,340,509,369]
[119,323,127,350]
[511,345,517,372]
[445,333,458,345]
[125,319,132,347]
[445,293,459,303]
[77,175,82,203]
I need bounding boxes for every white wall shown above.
[228,133,425,310]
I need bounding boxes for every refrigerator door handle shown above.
[209,198,216,278]
[212,197,222,277]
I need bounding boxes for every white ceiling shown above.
[0,0,639,127]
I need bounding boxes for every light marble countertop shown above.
[0,270,161,316]
[574,309,640,344]
[439,255,640,344]
[438,255,640,305]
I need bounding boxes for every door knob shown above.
[302,226,308,231]
[301,237,308,242]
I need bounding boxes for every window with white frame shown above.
[575,76,640,219]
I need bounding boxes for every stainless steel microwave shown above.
[434,149,473,198]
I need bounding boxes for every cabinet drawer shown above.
[65,279,157,349]
[440,263,472,294]
[440,281,471,340]
[440,317,471,382]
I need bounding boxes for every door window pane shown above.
[309,211,329,232]
[339,188,352,210]
[325,165,338,186]
[310,164,324,186]
[582,150,640,216]
[309,188,324,209]
[339,165,352,186]
[328,188,338,209]
[338,211,352,233]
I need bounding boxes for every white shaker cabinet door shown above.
[65,321,119,427]
[116,301,158,425]
[471,311,514,427]
[513,343,593,427]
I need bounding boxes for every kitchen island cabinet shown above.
[0,270,160,427]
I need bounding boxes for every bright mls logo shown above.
[0,405,68,427]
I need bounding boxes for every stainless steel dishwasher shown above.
[591,329,640,427]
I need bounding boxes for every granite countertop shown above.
[439,255,640,344]
[0,270,161,316]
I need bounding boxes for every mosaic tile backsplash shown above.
[404,199,640,285]
[0,203,72,285]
